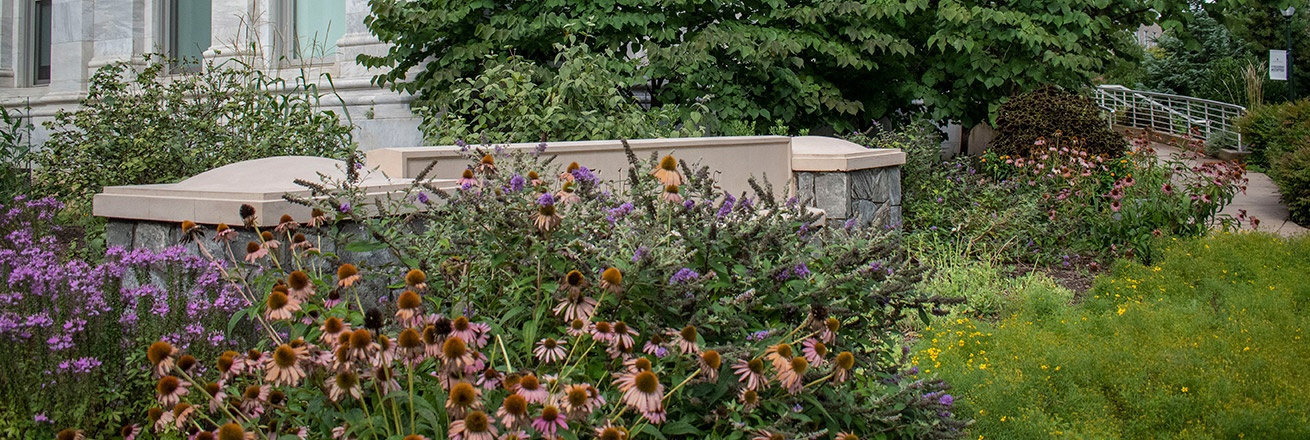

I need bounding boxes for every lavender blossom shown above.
[669,268,700,284]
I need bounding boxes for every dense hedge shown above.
[990,86,1127,158]
[1237,100,1310,225]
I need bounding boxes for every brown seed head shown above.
[267,291,289,310]
[464,411,490,432]
[217,354,234,373]
[790,356,809,374]
[540,405,560,421]
[288,271,309,290]
[701,350,721,369]
[196,431,214,440]
[567,162,580,172]
[147,341,174,365]
[836,352,855,370]
[634,371,659,394]
[261,231,274,241]
[157,376,180,395]
[181,220,197,233]
[279,214,294,225]
[247,350,262,361]
[634,358,652,372]
[216,223,230,233]
[422,325,438,345]
[172,402,191,417]
[462,169,475,179]
[748,358,764,374]
[812,341,828,357]
[839,434,859,440]
[595,321,612,333]
[743,389,759,404]
[311,208,325,218]
[177,355,196,372]
[453,316,470,331]
[481,154,495,165]
[335,372,358,389]
[680,325,697,342]
[538,205,556,216]
[406,269,426,286]
[324,317,344,334]
[273,345,297,368]
[664,184,679,194]
[567,387,588,406]
[660,155,677,171]
[570,319,586,331]
[57,429,78,440]
[443,336,467,359]
[398,291,421,309]
[337,264,358,280]
[770,434,784,440]
[349,329,372,349]
[613,321,628,334]
[502,374,521,391]
[243,385,261,400]
[566,270,584,286]
[602,267,622,285]
[826,317,841,332]
[520,374,540,391]
[528,171,540,180]
[245,241,260,253]
[543,338,558,349]
[600,427,625,440]
[398,328,422,348]
[147,407,164,422]
[449,383,476,408]
[377,334,392,350]
[205,382,221,396]
[292,233,306,244]
[776,343,793,359]
[503,393,527,415]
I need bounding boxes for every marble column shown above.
[336,0,384,79]
[45,0,95,98]
[89,0,146,70]
[0,0,17,87]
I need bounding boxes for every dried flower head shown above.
[239,204,257,227]
[147,341,177,377]
[651,155,685,186]
[405,269,427,290]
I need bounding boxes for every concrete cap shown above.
[790,136,906,172]
[92,156,436,225]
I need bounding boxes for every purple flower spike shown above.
[537,192,555,206]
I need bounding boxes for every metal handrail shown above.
[1092,85,1247,152]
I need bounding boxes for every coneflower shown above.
[832,351,855,384]
[405,268,428,290]
[240,384,270,416]
[308,208,330,228]
[659,185,683,205]
[591,321,616,345]
[531,193,563,233]
[205,382,227,413]
[347,329,380,364]
[239,204,257,227]
[594,424,630,440]
[243,241,267,263]
[618,370,663,413]
[528,171,543,187]
[337,264,361,287]
[181,220,206,243]
[214,223,237,243]
[560,383,603,419]
[320,317,349,347]
[764,343,794,371]
[439,336,474,373]
[176,355,197,375]
[457,168,480,188]
[624,356,653,373]
[733,358,768,390]
[651,155,684,186]
[233,349,267,375]
[265,290,301,321]
[818,317,840,344]
[120,424,142,440]
[370,366,402,395]
[835,432,859,440]
[216,352,236,380]
[699,350,722,382]
[260,231,280,249]
[170,402,195,428]
[156,376,190,408]
[611,321,638,350]
[56,429,84,440]
[476,154,497,174]
[147,341,177,378]
[555,182,581,205]
[375,333,397,366]
[642,406,667,424]
[497,393,530,428]
[776,356,809,394]
[287,270,314,301]
[739,388,760,411]
[324,288,343,308]
[328,372,362,402]
[566,318,588,337]
[750,430,786,440]
[669,325,700,354]
[216,423,247,440]
[265,344,306,386]
[476,366,503,390]
[531,405,568,438]
[449,410,497,440]
[396,291,424,327]
[801,339,828,366]
[559,162,580,182]
[642,335,668,357]
[398,328,426,367]
[533,338,568,363]
[516,374,548,404]
[275,214,298,232]
[446,382,482,418]
[599,268,623,294]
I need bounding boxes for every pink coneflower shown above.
[532,194,564,233]
[560,162,580,183]
[497,393,531,428]
[612,321,638,350]
[1111,201,1122,212]
[498,431,529,440]
[594,424,629,440]
[606,341,636,361]
[265,290,301,321]
[476,154,498,174]
[156,376,190,408]
[533,338,568,363]
[308,208,330,227]
[149,407,169,432]
[243,241,268,263]
[468,322,492,349]
[516,374,549,404]
[56,429,85,440]
[776,356,809,394]
[566,318,589,337]
[468,350,489,374]
[323,289,344,308]
[328,372,362,402]
[337,264,361,288]
[618,370,663,413]
[642,335,668,357]
[275,214,298,233]
[458,168,480,188]
[216,352,237,381]
[531,405,568,438]
[234,349,268,374]
[406,269,428,291]
[321,317,349,347]
[397,328,426,367]
[660,185,684,205]
[834,432,859,440]
[555,182,582,205]
[449,410,498,440]
[739,388,760,411]
[528,171,544,187]
[599,267,623,294]
[764,343,794,371]
[591,321,616,344]
[120,424,142,440]
[239,384,270,416]
[170,402,195,428]
[439,336,474,373]
[1162,182,1174,195]
[801,339,828,366]
[733,358,768,390]
[818,317,840,344]
[396,291,424,327]
[450,316,478,346]
[147,341,177,378]
[260,231,281,249]
[347,329,381,364]
[833,351,855,384]
[559,383,603,419]
[214,223,237,243]
[286,270,315,301]
[204,382,227,414]
[265,344,307,386]
[446,382,482,418]
[642,406,667,424]
[476,366,503,390]
[751,430,785,440]
[698,350,722,382]
[668,325,699,354]
[651,155,684,186]
[623,357,654,374]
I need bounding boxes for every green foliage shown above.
[34,56,354,217]
[990,86,1128,158]
[1222,1,1310,103]
[1271,143,1310,225]
[1236,98,1310,166]
[421,41,705,144]
[362,0,1171,131]
[0,106,34,201]
[915,232,1310,439]
[1143,14,1251,104]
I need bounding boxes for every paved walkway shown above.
[1146,142,1306,237]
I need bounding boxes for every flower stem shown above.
[663,368,701,401]
[803,373,835,390]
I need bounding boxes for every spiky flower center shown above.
[791,357,809,374]
[267,291,289,309]
[748,358,764,374]
[567,162,580,172]
[613,321,629,334]
[293,233,306,243]
[288,271,309,289]
[205,382,221,395]
[449,383,476,407]
[481,154,495,165]
[157,376,180,394]
[600,427,623,440]
[216,223,230,233]
[350,329,372,349]
[261,231,274,241]
[336,372,358,388]
[602,267,622,285]
[826,317,841,332]
[744,389,759,404]
[566,270,584,286]
[378,335,392,350]
[660,155,677,171]
[770,434,784,440]
[443,336,467,359]
[520,375,541,391]
[649,335,665,344]
[406,269,426,285]
[634,358,652,371]
[398,291,421,309]
[57,429,77,440]
[680,325,697,341]
[177,355,196,371]
[543,338,558,350]
[423,325,438,344]
[541,405,560,421]
[273,345,296,368]
[665,184,679,194]
[812,341,828,357]
[246,241,261,253]
[596,322,612,333]
[836,352,855,370]
[465,411,490,432]
[539,205,557,216]
[181,220,197,233]
[462,169,475,179]
[504,394,527,415]
[634,371,659,394]
[324,317,344,334]
[239,204,256,218]
[398,328,422,348]
[147,341,173,365]
[568,387,588,406]
[269,390,286,405]
[702,350,721,369]
[776,343,793,359]
[243,385,261,400]
[453,316,470,331]
[196,432,214,440]
[217,355,234,372]
[570,319,586,331]
[312,208,325,218]
[337,264,358,280]
[148,408,163,422]
[173,402,192,417]
[528,171,540,180]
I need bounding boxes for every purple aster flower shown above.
[537,193,556,206]
[338,202,351,213]
[417,192,429,203]
[509,174,526,192]
[939,394,954,406]
[669,268,700,284]
[571,166,598,185]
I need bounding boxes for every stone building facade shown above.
[0,0,422,149]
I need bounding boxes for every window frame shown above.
[29,0,52,86]
[277,0,346,64]
[162,0,213,74]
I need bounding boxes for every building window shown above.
[292,0,346,59]
[33,0,52,84]
[168,0,212,72]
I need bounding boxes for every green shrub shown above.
[0,106,33,201]
[34,56,354,217]
[1235,98,1310,167]
[915,232,1310,439]
[1272,144,1310,224]
[990,86,1128,158]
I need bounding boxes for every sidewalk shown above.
[1147,142,1306,237]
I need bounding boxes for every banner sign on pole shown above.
[1272,50,1289,81]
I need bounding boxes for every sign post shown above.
[1272,50,1289,81]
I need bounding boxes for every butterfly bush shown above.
[0,196,250,435]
